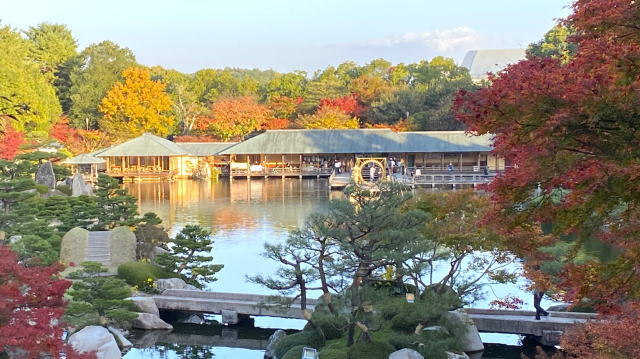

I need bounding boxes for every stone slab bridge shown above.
[153,290,597,345]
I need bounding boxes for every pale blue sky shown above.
[2,0,572,73]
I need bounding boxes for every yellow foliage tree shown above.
[98,67,175,138]
[296,106,359,129]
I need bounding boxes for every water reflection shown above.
[122,179,546,359]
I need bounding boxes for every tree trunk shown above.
[317,255,335,313]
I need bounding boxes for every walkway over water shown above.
[153,290,596,344]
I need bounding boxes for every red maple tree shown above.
[454,0,640,311]
[0,125,24,160]
[0,246,90,358]
[318,95,364,117]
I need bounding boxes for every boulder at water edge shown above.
[127,297,160,317]
[389,348,424,359]
[156,278,188,292]
[264,329,287,359]
[132,313,173,330]
[35,161,56,189]
[68,325,121,359]
[446,352,471,359]
[108,327,132,350]
[445,309,484,354]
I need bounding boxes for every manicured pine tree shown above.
[156,224,223,288]
[65,261,138,329]
[94,174,139,230]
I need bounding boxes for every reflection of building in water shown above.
[124,179,330,233]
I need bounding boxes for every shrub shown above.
[35,184,49,194]
[347,341,395,359]
[275,328,325,359]
[319,348,348,359]
[57,184,72,196]
[117,261,175,292]
[308,312,349,340]
[282,345,307,359]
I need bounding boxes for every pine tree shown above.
[134,212,170,261]
[94,174,138,230]
[65,261,138,329]
[156,225,223,288]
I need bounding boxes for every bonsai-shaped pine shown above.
[94,174,139,230]
[156,224,223,288]
[134,212,170,261]
[65,261,138,329]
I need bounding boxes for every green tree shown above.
[300,67,350,113]
[0,25,62,138]
[134,212,170,261]
[24,23,77,81]
[527,24,577,63]
[10,234,58,266]
[263,71,307,101]
[65,261,138,328]
[156,225,223,288]
[94,174,139,230]
[68,41,137,129]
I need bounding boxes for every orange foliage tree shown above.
[297,106,359,129]
[196,96,273,141]
[99,67,175,139]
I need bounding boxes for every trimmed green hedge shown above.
[308,312,349,340]
[275,328,325,359]
[347,341,395,359]
[35,184,49,194]
[319,348,348,359]
[282,345,307,359]
[57,184,72,196]
[117,261,175,291]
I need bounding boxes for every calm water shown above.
[122,179,552,359]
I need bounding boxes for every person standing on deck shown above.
[448,162,454,173]
[334,161,341,174]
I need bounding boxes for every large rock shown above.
[109,227,136,267]
[264,329,287,359]
[127,297,160,317]
[60,227,90,266]
[445,310,484,354]
[156,278,188,292]
[68,325,122,359]
[132,313,173,330]
[389,348,424,359]
[446,352,470,359]
[108,327,132,350]
[71,173,93,197]
[35,161,56,189]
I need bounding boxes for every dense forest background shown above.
[0,22,480,155]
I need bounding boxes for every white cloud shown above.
[364,27,483,53]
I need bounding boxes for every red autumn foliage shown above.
[318,95,364,117]
[0,246,91,358]
[0,125,24,160]
[196,96,273,141]
[50,118,114,155]
[549,304,640,359]
[489,295,524,310]
[454,0,640,312]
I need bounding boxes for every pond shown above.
[122,179,554,359]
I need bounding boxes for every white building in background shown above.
[461,49,526,81]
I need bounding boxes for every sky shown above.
[2,0,573,73]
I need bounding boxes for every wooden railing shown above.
[230,167,333,177]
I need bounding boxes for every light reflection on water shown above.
[122,179,550,359]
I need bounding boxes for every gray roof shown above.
[220,129,492,155]
[176,142,238,156]
[63,154,106,164]
[461,49,526,80]
[96,133,188,157]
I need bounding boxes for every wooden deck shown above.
[230,167,333,179]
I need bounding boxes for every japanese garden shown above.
[1,1,639,359]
